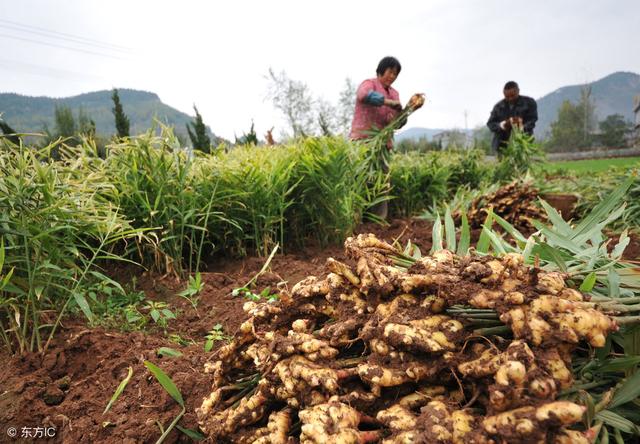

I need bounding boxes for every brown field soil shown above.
[0,218,433,444]
[1,213,637,444]
[540,193,578,221]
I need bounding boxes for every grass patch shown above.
[544,156,640,173]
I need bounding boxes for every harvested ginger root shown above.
[483,401,585,441]
[300,401,379,444]
[502,295,617,347]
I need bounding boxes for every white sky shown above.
[1,0,639,140]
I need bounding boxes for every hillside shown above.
[399,72,640,142]
[396,127,451,142]
[0,89,217,141]
[535,71,640,138]
[3,72,638,143]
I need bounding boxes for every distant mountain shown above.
[0,89,218,142]
[535,71,640,138]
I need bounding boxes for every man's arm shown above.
[487,103,504,132]
[523,98,538,133]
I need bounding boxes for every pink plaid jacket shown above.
[349,77,401,147]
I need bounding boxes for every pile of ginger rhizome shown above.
[197,233,617,443]
[460,180,548,235]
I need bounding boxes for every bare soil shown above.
[540,193,578,221]
[0,218,433,444]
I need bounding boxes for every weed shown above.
[204,323,229,352]
[232,286,279,302]
[143,301,177,332]
[178,271,203,309]
[168,333,195,347]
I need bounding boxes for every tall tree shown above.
[111,89,130,138]
[77,107,96,138]
[46,105,77,159]
[54,105,76,138]
[599,114,631,148]
[235,121,258,146]
[578,86,596,145]
[316,98,336,136]
[186,105,212,153]
[547,86,596,151]
[266,68,315,138]
[548,101,583,151]
[336,77,356,136]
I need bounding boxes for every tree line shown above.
[0,89,219,154]
[1,70,357,153]
[2,76,633,154]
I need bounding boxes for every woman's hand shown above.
[384,98,402,110]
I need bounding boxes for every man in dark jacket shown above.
[487,81,538,154]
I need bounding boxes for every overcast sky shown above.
[1,0,639,140]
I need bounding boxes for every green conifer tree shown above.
[111,89,130,138]
[186,105,212,153]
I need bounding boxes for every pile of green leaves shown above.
[494,128,545,181]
